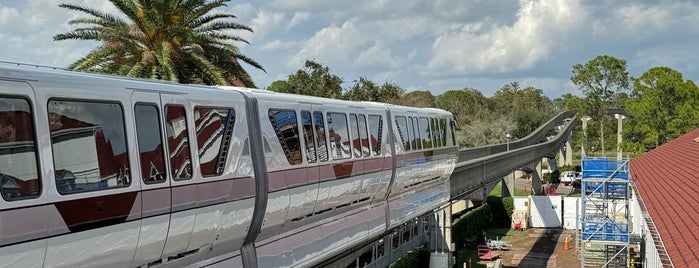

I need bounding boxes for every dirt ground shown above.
[490,228,580,268]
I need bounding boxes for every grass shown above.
[490,181,533,197]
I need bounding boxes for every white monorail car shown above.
[0,62,458,268]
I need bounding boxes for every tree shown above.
[395,90,435,108]
[54,0,264,87]
[571,55,630,156]
[435,88,489,125]
[266,60,343,98]
[343,77,404,103]
[490,82,553,138]
[625,67,699,148]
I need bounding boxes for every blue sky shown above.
[1,0,698,98]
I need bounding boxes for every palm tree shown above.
[54,0,264,87]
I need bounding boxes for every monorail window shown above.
[195,107,235,176]
[328,112,351,160]
[358,114,370,157]
[418,117,431,149]
[404,116,414,151]
[49,100,130,194]
[376,239,385,258]
[368,115,382,156]
[349,114,361,158]
[394,116,408,150]
[135,104,166,184]
[411,117,421,150]
[269,109,302,165]
[0,97,40,201]
[165,105,193,180]
[431,118,441,148]
[392,231,401,250]
[440,118,447,147]
[313,111,328,162]
[301,111,316,163]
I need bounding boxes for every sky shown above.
[1,0,698,99]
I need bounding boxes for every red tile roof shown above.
[631,128,699,268]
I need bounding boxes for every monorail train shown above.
[0,62,458,268]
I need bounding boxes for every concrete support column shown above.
[565,140,573,166]
[614,114,626,160]
[528,160,543,195]
[501,178,512,197]
[547,157,557,172]
[557,148,565,167]
[429,205,453,268]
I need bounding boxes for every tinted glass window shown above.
[405,116,414,151]
[135,104,166,184]
[358,114,370,157]
[328,112,350,160]
[395,116,408,150]
[368,115,382,156]
[431,118,441,148]
[411,117,421,150]
[440,118,447,147]
[301,111,316,163]
[0,97,40,200]
[269,109,302,165]
[349,114,361,158]
[313,111,328,162]
[418,117,431,149]
[195,107,234,176]
[49,100,130,194]
[165,105,192,180]
[376,239,385,258]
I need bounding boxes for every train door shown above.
[159,93,198,261]
[0,80,47,268]
[131,91,172,267]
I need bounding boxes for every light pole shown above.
[581,116,591,158]
[506,133,511,151]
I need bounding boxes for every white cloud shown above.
[426,0,586,74]
[287,12,310,30]
[245,8,286,41]
[258,39,299,52]
[288,19,369,68]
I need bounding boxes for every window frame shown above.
[48,98,132,194]
[165,104,194,181]
[134,102,167,184]
[0,95,41,201]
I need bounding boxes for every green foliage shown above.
[435,88,490,124]
[396,90,436,108]
[490,82,554,139]
[452,203,491,247]
[390,247,430,268]
[625,67,699,150]
[543,169,560,183]
[54,0,264,87]
[266,60,343,98]
[456,115,516,147]
[486,195,511,228]
[343,77,404,103]
[502,197,514,221]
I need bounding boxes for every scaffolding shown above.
[579,158,633,268]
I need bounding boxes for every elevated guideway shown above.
[451,110,579,200]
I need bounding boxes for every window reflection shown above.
[49,100,130,194]
[0,97,40,200]
[135,104,166,184]
[165,105,192,180]
[358,114,370,157]
[301,111,316,163]
[269,109,302,165]
[313,111,328,162]
[195,107,234,176]
[328,113,350,160]
[368,115,382,156]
